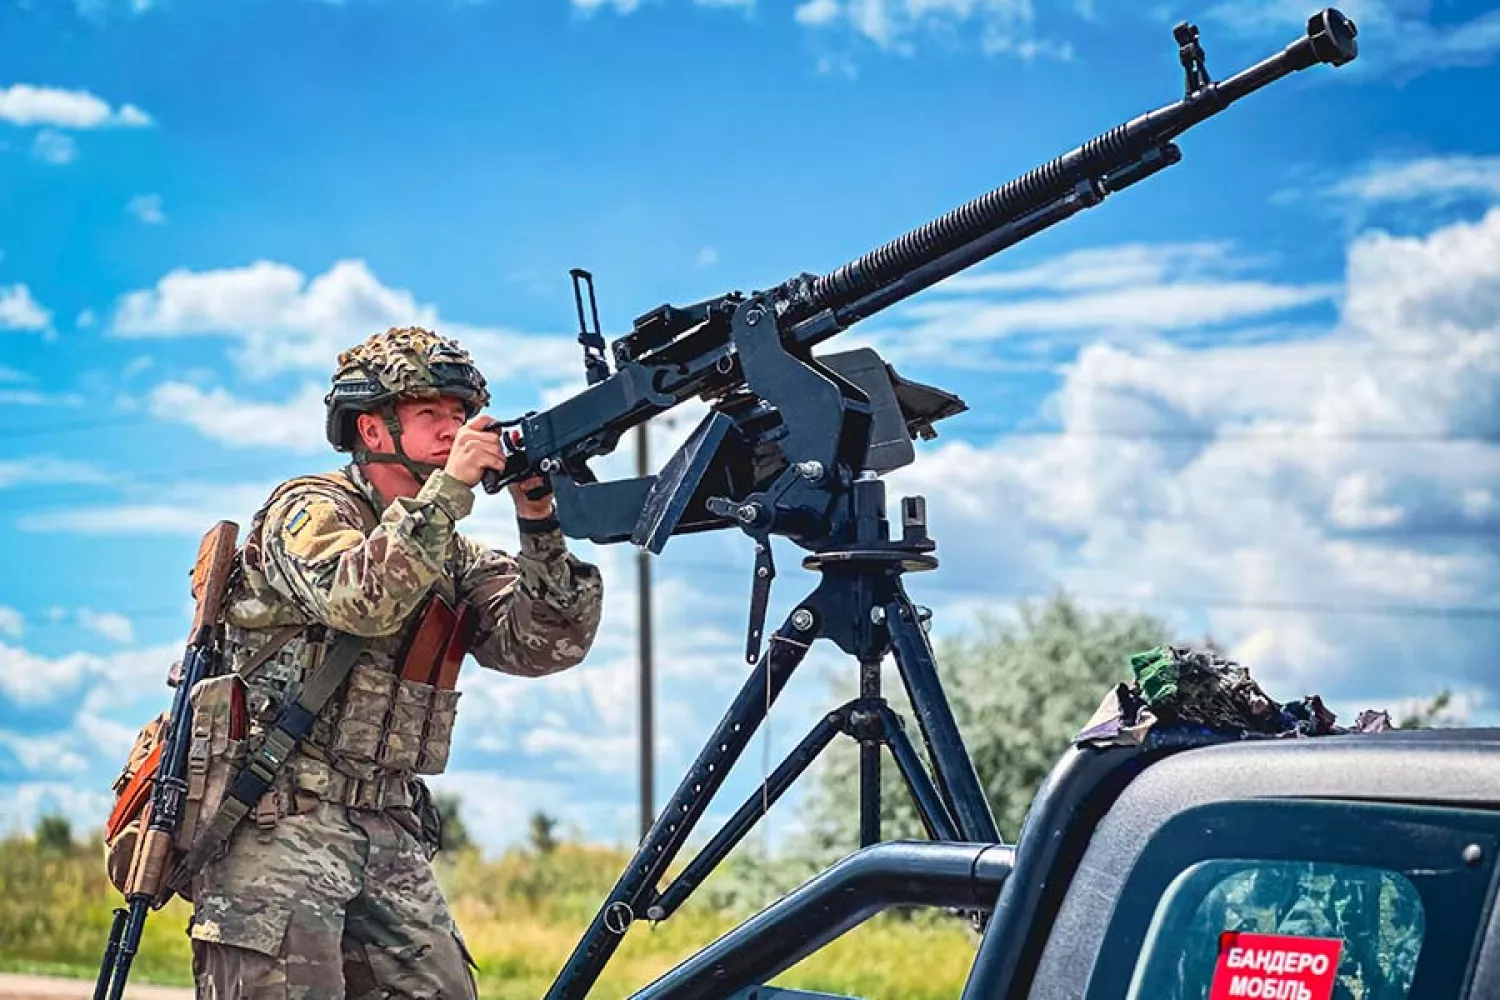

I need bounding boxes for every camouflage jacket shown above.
[218,464,603,788]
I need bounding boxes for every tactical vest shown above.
[218,471,467,811]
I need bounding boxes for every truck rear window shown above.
[1124,859,1425,1000]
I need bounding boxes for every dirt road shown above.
[0,974,191,1000]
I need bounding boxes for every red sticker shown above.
[1208,931,1343,1000]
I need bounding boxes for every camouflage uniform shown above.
[186,328,603,1000]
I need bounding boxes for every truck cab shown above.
[966,728,1500,1000]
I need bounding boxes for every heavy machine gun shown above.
[478,10,1359,999]
[481,7,1358,662]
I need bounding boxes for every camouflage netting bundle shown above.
[1074,645,1394,748]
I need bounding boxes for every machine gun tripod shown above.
[467,9,1360,998]
[547,467,1004,1000]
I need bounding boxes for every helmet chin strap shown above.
[354,407,445,484]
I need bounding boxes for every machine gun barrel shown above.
[783,8,1358,348]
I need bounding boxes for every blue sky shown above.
[2,0,1499,854]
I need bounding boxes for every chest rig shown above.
[236,470,477,778]
[168,471,477,887]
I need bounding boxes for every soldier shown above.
[184,326,603,999]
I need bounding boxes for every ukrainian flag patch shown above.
[286,508,311,536]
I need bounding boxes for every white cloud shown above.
[0,731,89,775]
[815,52,860,77]
[0,84,154,129]
[112,258,423,342]
[901,279,1334,343]
[126,193,166,225]
[796,0,839,25]
[1329,155,1500,207]
[16,480,278,537]
[76,609,135,644]
[933,241,1243,295]
[571,0,644,13]
[0,633,186,838]
[520,727,637,773]
[77,690,141,759]
[110,258,583,384]
[0,284,52,331]
[859,239,1336,367]
[792,0,1074,60]
[0,782,115,838]
[147,381,328,452]
[0,388,84,407]
[0,457,110,489]
[31,129,77,165]
[0,640,177,706]
[883,205,1500,710]
[0,607,22,638]
[76,308,97,328]
[18,505,212,534]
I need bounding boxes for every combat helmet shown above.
[324,326,490,481]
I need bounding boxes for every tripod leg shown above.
[542,617,815,1000]
[858,655,882,847]
[648,706,847,921]
[885,593,1001,845]
[876,705,961,842]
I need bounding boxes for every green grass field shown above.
[0,834,981,999]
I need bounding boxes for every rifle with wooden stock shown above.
[94,520,239,1000]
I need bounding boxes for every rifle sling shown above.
[236,624,303,684]
[166,632,361,893]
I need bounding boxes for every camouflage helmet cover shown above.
[325,326,491,452]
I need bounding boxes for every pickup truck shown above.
[635,722,1498,1000]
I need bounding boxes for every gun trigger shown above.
[745,539,775,664]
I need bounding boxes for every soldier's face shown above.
[385,396,469,464]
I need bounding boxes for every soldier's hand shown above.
[444,415,506,488]
[509,474,555,520]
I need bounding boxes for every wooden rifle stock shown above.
[190,521,239,646]
[399,596,458,683]
[434,603,478,690]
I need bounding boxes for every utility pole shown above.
[636,422,655,841]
